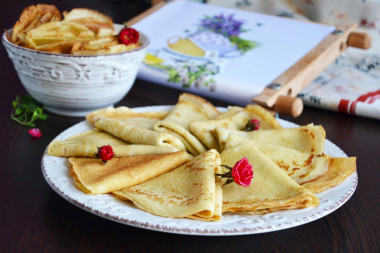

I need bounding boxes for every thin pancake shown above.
[252,142,330,185]
[218,124,325,154]
[114,149,223,221]
[68,151,189,194]
[47,129,179,157]
[302,157,357,193]
[93,115,186,151]
[86,106,169,125]
[225,141,332,192]
[213,106,244,120]
[223,138,355,194]
[220,141,319,214]
[154,93,219,155]
[189,104,281,151]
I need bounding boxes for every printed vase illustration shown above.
[143,13,259,91]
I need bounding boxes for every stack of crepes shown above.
[47,93,357,221]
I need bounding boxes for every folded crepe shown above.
[68,150,189,194]
[189,104,282,151]
[229,141,355,193]
[113,149,223,221]
[220,141,319,214]
[47,129,179,157]
[217,124,325,154]
[86,106,169,125]
[301,157,356,193]
[251,142,330,185]
[154,93,220,155]
[213,106,244,120]
[92,115,186,151]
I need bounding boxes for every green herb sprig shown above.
[11,95,48,127]
[229,36,259,53]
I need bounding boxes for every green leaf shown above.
[25,122,36,128]
[229,36,259,53]
[14,107,23,115]
[29,103,37,111]
[10,94,48,127]
[188,75,196,84]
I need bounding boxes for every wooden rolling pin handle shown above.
[347,32,372,49]
[274,95,304,117]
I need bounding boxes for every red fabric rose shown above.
[95,145,114,164]
[118,27,139,45]
[231,157,253,187]
[245,118,260,131]
[217,157,254,187]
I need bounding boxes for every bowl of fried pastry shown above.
[2,4,149,116]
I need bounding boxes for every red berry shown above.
[118,27,139,45]
[95,145,114,164]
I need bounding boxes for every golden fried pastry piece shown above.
[25,21,95,53]
[10,5,142,55]
[63,8,113,34]
[12,4,61,45]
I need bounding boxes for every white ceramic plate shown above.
[41,105,358,236]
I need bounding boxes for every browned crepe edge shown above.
[178,93,220,117]
[86,106,170,125]
[301,157,357,193]
[222,192,319,214]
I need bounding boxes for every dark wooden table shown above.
[1,1,379,252]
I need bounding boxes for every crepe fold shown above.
[251,142,330,184]
[189,104,281,151]
[154,93,220,156]
[86,106,169,125]
[113,149,223,221]
[220,141,319,214]
[92,116,186,151]
[47,129,179,157]
[301,157,357,193]
[247,142,356,193]
[217,124,326,154]
[68,151,190,194]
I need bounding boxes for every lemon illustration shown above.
[144,53,165,65]
[168,38,205,57]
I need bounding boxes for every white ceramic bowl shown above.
[2,27,149,116]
